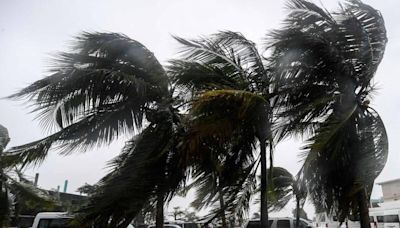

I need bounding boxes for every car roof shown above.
[35,212,71,219]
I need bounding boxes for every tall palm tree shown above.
[6,33,187,228]
[170,31,274,227]
[268,1,388,227]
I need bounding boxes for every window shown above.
[377,216,384,223]
[246,220,273,228]
[38,218,72,228]
[277,220,291,228]
[246,221,259,228]
[384,215,400,223]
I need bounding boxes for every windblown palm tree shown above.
[6,33,187,228]
[262,167,307,228]
[170,31,274,227]
[268,1,388,227]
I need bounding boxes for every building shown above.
[377,178,400,202]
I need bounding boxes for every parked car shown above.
[244,217,311,228]
[31,212,73,228]
[30,212,135,228]
[148,224,181,228]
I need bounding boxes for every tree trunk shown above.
[156,191,164,228]
[0,147,8,228]
[296,198,300,228]
[260,139,268,228]
[218,186,228,228]
[15,195,21,228]
[358,188,371,228]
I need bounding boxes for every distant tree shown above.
[259,167,307,227]
[76,183,97,196]
[170,206,185,221]
[182,210,199,222]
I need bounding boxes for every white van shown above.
[31,212,135,228]
[244,217,312,228]
[313,212,360,228]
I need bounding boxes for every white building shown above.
[377,178,400,202]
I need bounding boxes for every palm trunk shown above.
[156,191,164,228]
[295,198,300,228]
[260,139,268,228]
[15,195,21,228]
[358,188,371,228]
[0,147,8,228]
[217,185,228,228]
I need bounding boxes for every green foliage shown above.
[0,125,55,227]
[269,0,388,222]
[76,183,98,196]
[171,31,273,225]
[6,32,170,167]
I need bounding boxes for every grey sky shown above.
[0,0,399,219]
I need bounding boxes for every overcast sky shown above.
[0,0,399,219]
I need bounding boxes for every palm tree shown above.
[268,1,388,227]
[0,124,11,226]
[6,33,187,228]
[0,124,54,227]
[262,167,307,228]
[169,31,274,227]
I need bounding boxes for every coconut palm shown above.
[261,167,307,228]
[169,31,274,227]
[268,1,388,227]
[6,33,188,228]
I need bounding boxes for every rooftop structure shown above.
[377,178,400,202]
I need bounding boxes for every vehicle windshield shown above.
[38,218,72,228]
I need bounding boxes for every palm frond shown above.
[5,172,54,209]
[185,90,267,154]
[172,31,269,93]
[302,106,388,219]
[77,118,186,226]
[8,33,169,163]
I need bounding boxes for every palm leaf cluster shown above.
[268,0,388,222]
[0,124,54,227]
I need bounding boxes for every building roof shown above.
[377,178,400,185]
